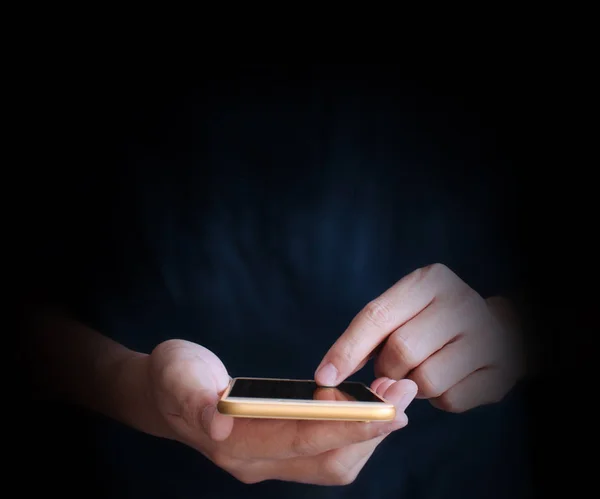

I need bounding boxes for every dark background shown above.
[13,64,593,497]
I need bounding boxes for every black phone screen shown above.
[227,378,383,403]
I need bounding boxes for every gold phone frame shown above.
[217,377,395,422]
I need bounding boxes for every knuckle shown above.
[336,473,358,486]
[322,457,357,486]
[420,263,453,282]
[411,368,443,398]
[486,377,510,405]
[231,470,263,485]
[465,286,483,303]
[332,338,360,368]
[155,338,181,352]
[433,393,466,413]
[211,450,234,470]
[214,454,264,485]
[151,339,188,363]
[388,334,421,369]
[488,392,505,405]
[461,288,486,316]
[364,299,393,326]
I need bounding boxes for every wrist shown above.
[112,353,173,440]
[486,296,529,379]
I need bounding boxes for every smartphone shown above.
[217,377,395,422]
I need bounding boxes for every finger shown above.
[202,399,235,442]
[429,366,511,413]
[185,363,234,442]
[371,377,395,396]
[239,430,387,486]
[379,378,417,424]
[370,377,388,393]
[408,336,492,399]
[374,298,468,380]
[269,379,418,485]
[266,434,388,485]
[229,379,417,459]
[315,264,461,386]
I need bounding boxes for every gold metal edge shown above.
[217,399,395,421]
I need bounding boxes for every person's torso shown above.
[55,80,529,498]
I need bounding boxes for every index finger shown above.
[315,264,456,386]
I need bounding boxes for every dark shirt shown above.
[29,70,531,498]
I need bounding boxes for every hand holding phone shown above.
[146,339,417,485]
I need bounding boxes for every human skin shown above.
[24,263,525,485]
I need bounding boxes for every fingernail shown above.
[201,405,216,435]
[316,362,338,386]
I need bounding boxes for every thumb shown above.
[153,340,234,442]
